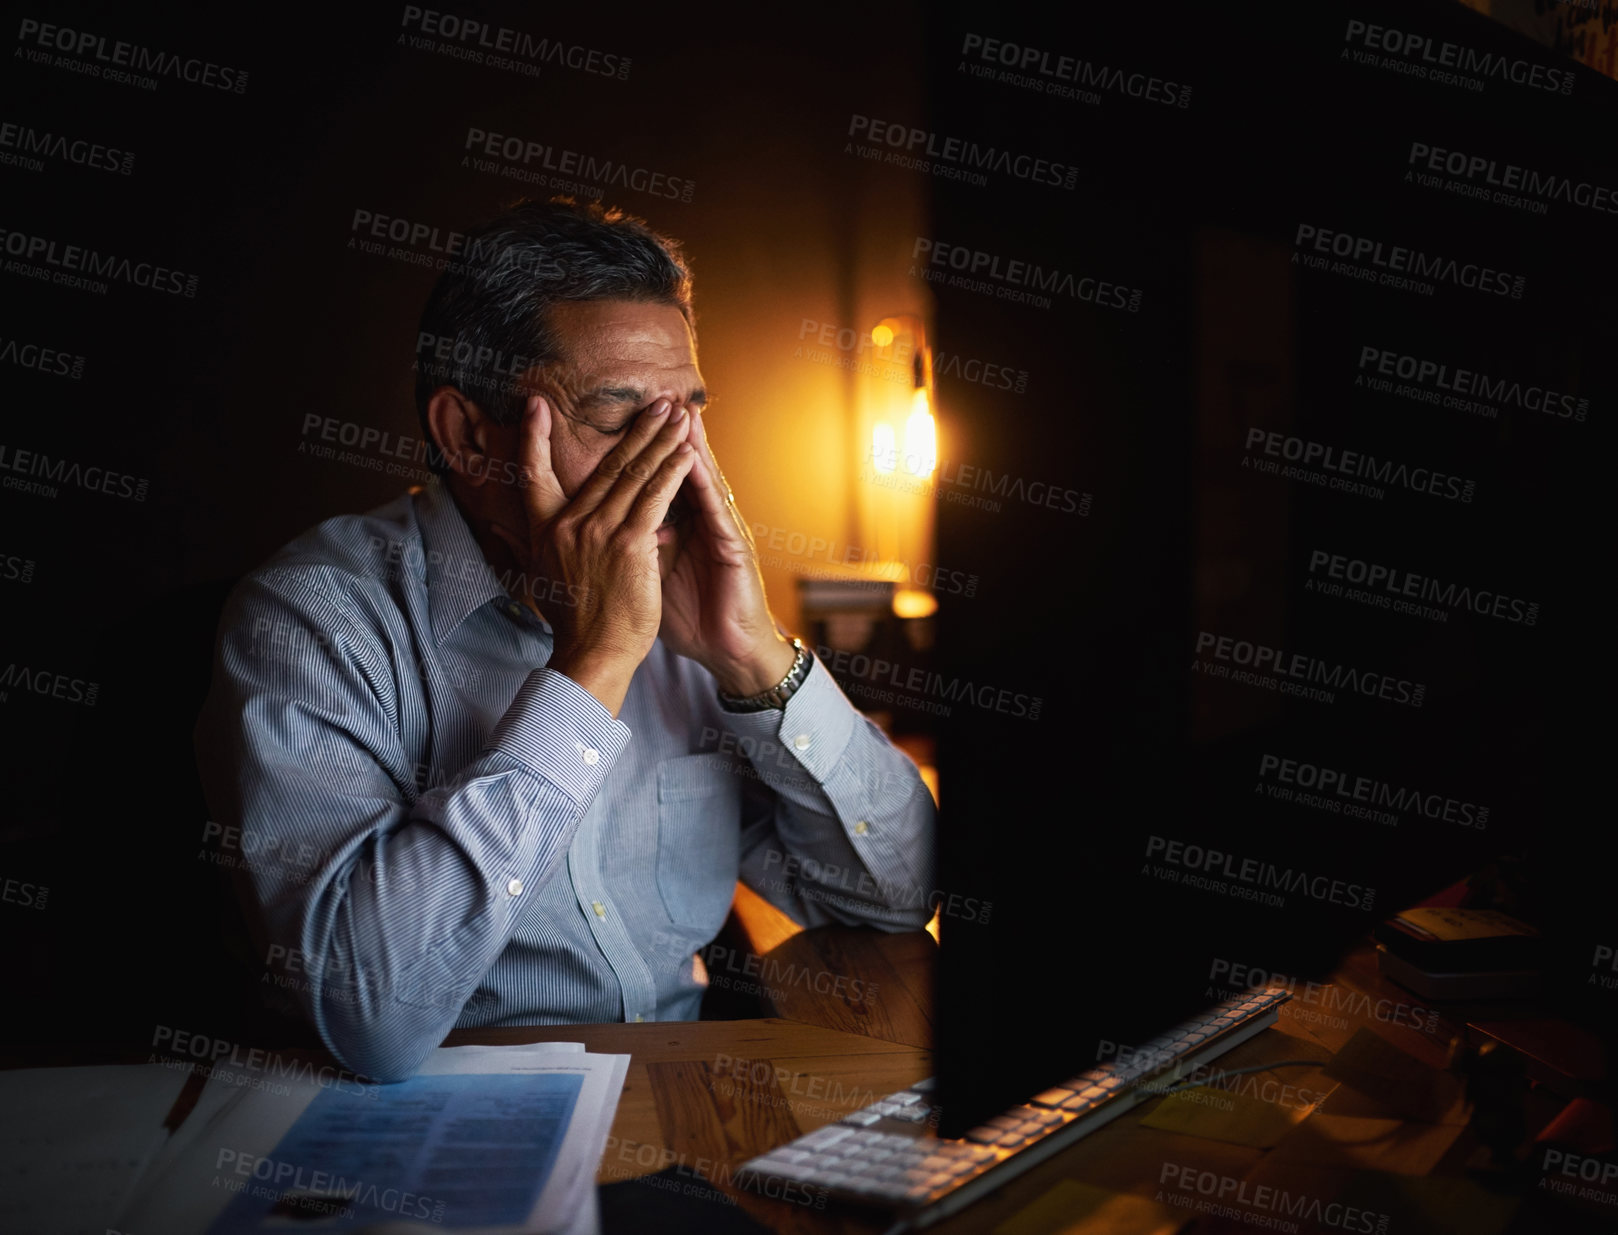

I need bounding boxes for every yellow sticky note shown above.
[993,1179,1185,1235]
[1138,1085,1314,1147]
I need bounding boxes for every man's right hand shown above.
[491,395,694,715]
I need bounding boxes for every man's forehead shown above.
[548,300,700,392]
[550,299,694,355]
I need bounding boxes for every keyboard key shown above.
[800,1126,851,1147]
[1031,1087,1076,1107]
[739,994,1294,1211]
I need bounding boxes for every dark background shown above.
[1,0,1612,1178]
[925,0,1617,1131]
[1,0,938,1040]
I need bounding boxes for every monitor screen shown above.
[925,0,1613,1136]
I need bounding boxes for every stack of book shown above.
[1374,905,1543,1000]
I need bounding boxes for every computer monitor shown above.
[922,0,1610,1136]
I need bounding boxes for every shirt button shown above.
[581,747,599,766]
[633,1014,645,1023]
[506,603,521,617]
[854,821,869,835]
[507,878,524,897]
[592,901,607,918]
[793,734,811,751]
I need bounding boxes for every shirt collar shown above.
[414,475,509,647]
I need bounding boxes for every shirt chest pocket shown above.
[656,752,744,935]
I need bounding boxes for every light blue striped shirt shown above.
[196,476,936,1081]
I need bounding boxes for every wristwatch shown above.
[718,637,811,712]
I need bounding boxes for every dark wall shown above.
[0,0,931,1042]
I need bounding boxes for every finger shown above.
[624,443,696,535]
[565,398,675,518]
[592,404,693,528]
[515,395,569,525]
[685,406,749,542]
[681,412,731,521]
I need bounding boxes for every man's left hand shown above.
[658,404,798,697]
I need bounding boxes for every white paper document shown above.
[0,1062,192,1235]
[98,1041,629,1235]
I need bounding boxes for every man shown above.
[196,197,937,1083]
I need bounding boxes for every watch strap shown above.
[718,637,810,712]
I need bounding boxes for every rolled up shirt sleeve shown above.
[197,568,628,1082]
[727,655,937,929]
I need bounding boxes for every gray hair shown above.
[413,196,695,469]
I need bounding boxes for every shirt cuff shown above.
[486,667,631,807]
[718,655,856,783]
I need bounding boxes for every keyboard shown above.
[736,985,1291,1227]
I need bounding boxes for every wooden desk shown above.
[443,924,938,1234]
[443,929,1570,1234]
[444,1016,926,1234]
[13,925,1582,1233]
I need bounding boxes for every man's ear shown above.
[426,386,494,487]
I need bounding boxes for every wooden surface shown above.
[440,931,1574,1233]
[445,922,939,1233]
[10,923,1587,1233]
[447,1016,929,1233]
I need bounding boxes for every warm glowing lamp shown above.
[871,323,895,348]
[903,387,936,476]
[892,588,939,619]
[872,421,897,474]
